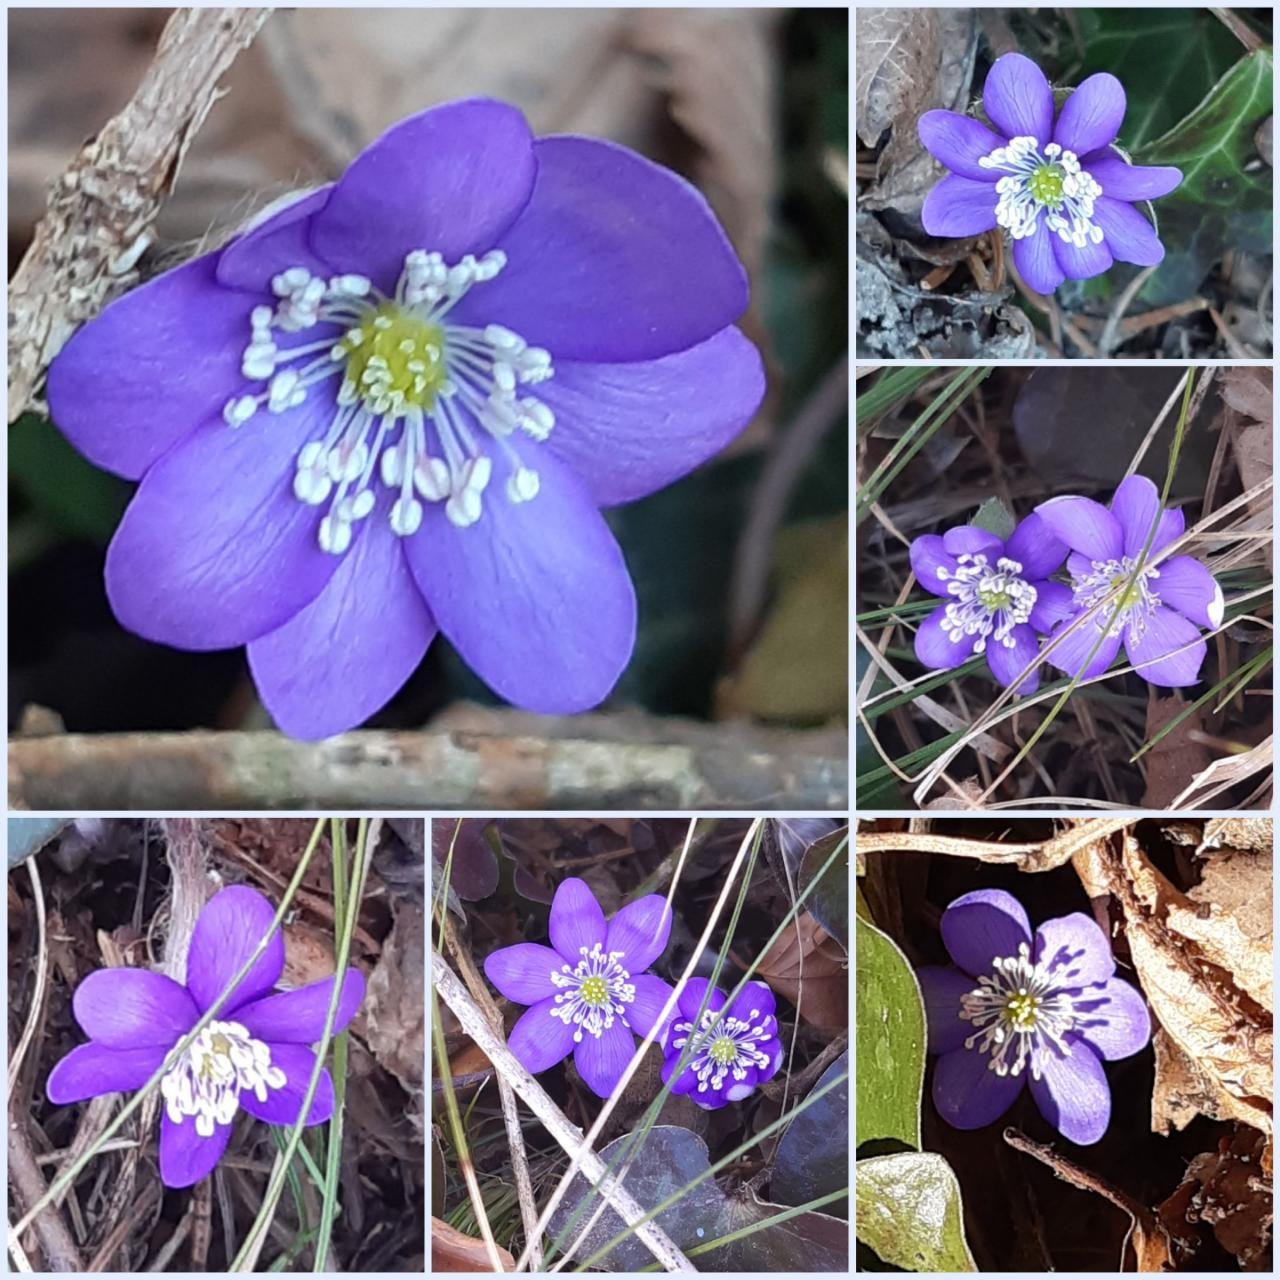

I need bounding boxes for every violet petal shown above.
[605,895,672,972]
[573,1018,636,1098]
[47,1042,168,1103]
[549,878,608,960]
[932,1045,1024,1129]
[985,622,1040,694]
[942,526,1005,558]
[483,943,563,1006]
[1154,557,1224,629]
[185,885,284,1016]
[508,996,576,1073]
[72,969,198,1048]
[238,1043,334,1126]
[247,515,436,740]
[47,254,256,481]
[311,99,536,294]
[1027,1036,1110,1145]
[662,1053,698,1096]
[159,1112,233,1188]
[940,889,1032,977]
[1052,73,1126,156]
[678,976,726,1021]
[917,110,1005,180]
[1013,223,1066,294]
[626,974,678,1041]
[1124,606,1206,687]
[910,534,961,598]
[982,53,1054,145]
[235,969,366,1044]
[403,446,636,715]
[915,605,976,671]
[1071,976,1151,1062]
[538,327,764,508]
[726,979,776,1025]
[1035,495,1123,561]
[1033,913,1115,988]
[1005,511,1069,579]
[104,409,342,652]
[916,965,977,1056]
[216,187,336,293]
[1028,580,1076,633]
[1092,196,1165,266]
[1109,474,1164,558]
[1081,154,1181,201]
[1045,616,1122,680]
[449,136,749,362]
[921,174,999,238]
[1051,232,1113,281]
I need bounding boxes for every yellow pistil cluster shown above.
[1027,163,1066,207]
[579,975,610,1006]
[339,303,447,415]
[709,1036,739,1066]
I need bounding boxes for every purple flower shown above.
[918,53,1182,293]
[46,885,364,1188]
[910,512,1072,693]
[1035,475,1224,687]
[47,98,764,740]
[660,978,783,1109]
[483,877,675,1099]
[917,889,1150,1145]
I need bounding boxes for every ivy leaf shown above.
[855,914,924,1150]
[855,1151,977,1271]
[1134,49,1273,305]
[970,496,1016,541]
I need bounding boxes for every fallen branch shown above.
[855,818,1133,871]
[431,953,695,1273]
[8,8,270,420]
[9,722,846,810]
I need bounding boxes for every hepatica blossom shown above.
[918,53,1182,293]
[483,877,675,1098]
[661,978,783,1108]
[910,512,1072,693]
[916,889,1150,1144]
[47,98,764,739]
[1036,475,1223,687]
[47,886,364,1187]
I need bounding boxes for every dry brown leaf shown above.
[1075,834,1273,1136]
[1141,691,1212,809]
[1218,367,1272,424]
[1200,818,1274,855]
[431,1216,514,1272]
[363,896,425,1113]
[750,911,846,1032]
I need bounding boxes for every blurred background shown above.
[9,8,848,783]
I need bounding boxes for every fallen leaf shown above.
[430,1216,513,1272]
[750,911,847,1032]
[1141,691,1212,809]
[1200,818,1274,855]
[1218,367,1272,423]
[363,897,425,1118]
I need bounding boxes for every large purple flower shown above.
[47,98,765,739]
[483,877,674,1099]
[918,53,1182,293]
[910,512,1071,693]
[1035,475,1224,687]
[916,889,1150,1145]
[46,886,365,1188]
[660,977,783,1109]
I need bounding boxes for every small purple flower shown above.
[47,98,765,740]
[910,512,1072,693]
[483,877,675,1099]
[917,889,1150,1145]
[46,886,365,1188]
[1035,475,1224,687]
[918,53,1182,293]
[660,978,783,1109]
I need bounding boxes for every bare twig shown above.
[1210,7,1265,50]
[8,1114,82,1272]
[8,8,271,420]
[1097,265,1157,355]
[9,723,845,810]
[856,819,1133,870]
[432,954,695,1272]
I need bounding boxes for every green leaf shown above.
[1134,49,1273,305]
[771,1052,849,1217]
[1073,10,1247,149]
[10,413,129,544]
[798,828,849,947]
[855,915,924,1150]
[855,1151,977,1271]
[969,496,1016,541]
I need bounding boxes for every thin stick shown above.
[8,859,49,1096]
[432,956,694,1273]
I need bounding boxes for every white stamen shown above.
[1070,555,1162,640]
[935,552,1038,654]
[669,1004,774,1095]
[160,1020,285,1137]
[549,943,636,1042]
[979,135,1105,246]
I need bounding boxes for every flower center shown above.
[959,942,1081,1079]
[934,552,1037,653]
[160,1019,285,1137]
[978,136,1104,247]
[669,1004,773,1095]
[223,249,556,554]
[1071,555,1161,639]
[549,943,635,1042]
